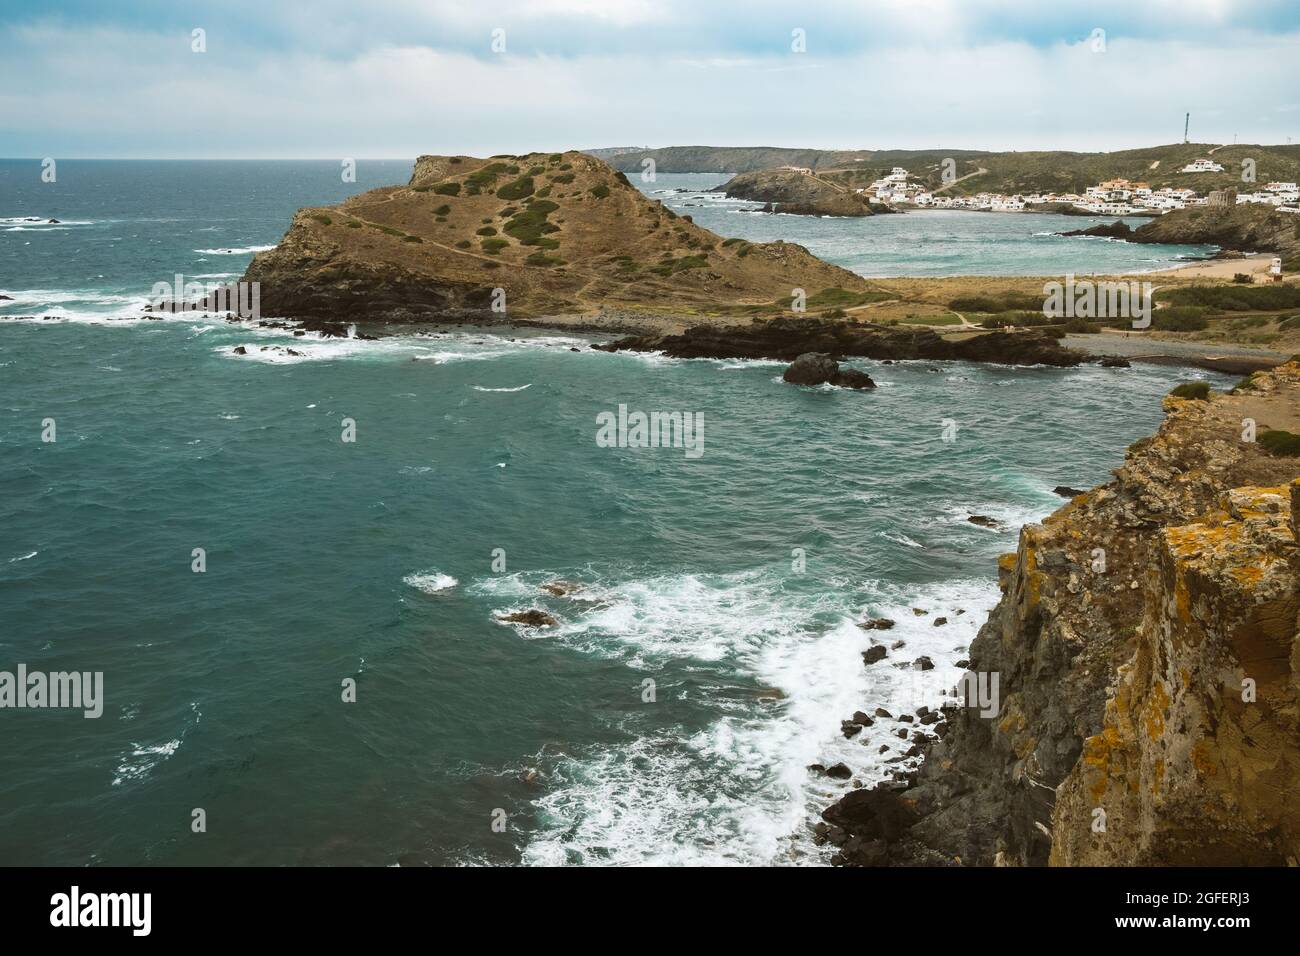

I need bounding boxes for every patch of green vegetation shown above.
[480,237,509,255]
[503,199,560,246]
[434,204,451,216]
[535,185,552,199]
[366,222,404,237]
[526,165,545,176]
[345,220,362,229]
[433,182,461,196]
[525,250,565,267]
[506,165,520,175]
[1152,305,1209,331]
[497,207,518,218]
[402,235,423,243]
[1258,430,1300,456]
[466,163,510,189]
[548,153,563,163]
[808,287,891,309]
[1231,372,1260,393]
[1169,381,1211,400]
[559,163,572,171]
[1279,314,1300,331]
[949,293,1043,313]
[647,254,709,277]
[614,172,631,187]
[1062,317,1100,333]
[476,226,498,236]
[721,237,745,247]
[550,172,576,184]
[455,240,471,249]
[1157,284,1300,312]
[309,213,332,226]
[412,185,431,192]
[449,157,462,164]
[981,310,1051,328]
[497,176,536,201]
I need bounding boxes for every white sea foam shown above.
[489,566,998,866]
[472,384,532,392]
[193,244,275,255]
[404,570,458,593]
[8,551,38,563]
[111,702,201,786]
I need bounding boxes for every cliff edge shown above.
[824,361,1300,865]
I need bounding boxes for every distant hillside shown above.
[592,143,1300,196]
[243,151,878,321]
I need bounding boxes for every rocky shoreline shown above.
[816,361,1300,866]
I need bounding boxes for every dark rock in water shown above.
[919,711,940,725]
[933,617,948,627]
[858,617,895,630]
[874,708,892,718]
[293,330,306,336]
[808,763,827,774]
[782,352,877,389]
[596,316,1084,367]
[967,515,1001,529]
[955,659,971,669]
[914,656,935,671]
[48,219,60,224]
[1098,355,1131,368]
[497,609,558,627]
[1053,485,1088,498]
[862,645,888,665]
[912,607,927,616]
[569,347,580,352]
[232,346,247,355]
[1059,220,1133,240]
[541,580,581,597]
[890,640,905,650]
[852,711,874,725]
[897,714,914,723]
[841,721,863,738]
[825,763,853,779]
[822,788,922,843]
[0,294,12,300]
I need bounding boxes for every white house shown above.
[1181,158,1224,173]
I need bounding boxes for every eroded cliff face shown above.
[825,362,1300,866]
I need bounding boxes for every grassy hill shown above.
[593,143,1300,196]
[243,151,882,321]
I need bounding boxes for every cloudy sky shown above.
[2,0,1298,157]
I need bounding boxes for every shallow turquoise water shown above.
[0,160,1228,865]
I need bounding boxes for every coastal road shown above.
[931,167,989,194]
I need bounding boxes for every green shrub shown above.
[466,163,509,189]
[345,221,362,229]
[535,185,552,198]
[525,250,565,267]
[434,204,451,216]
[949,293,1043,313]
[1278,314,1300,331]
[721,237,744,247]
[1158,284,1300,312]
[1232,273,1253,284]
[402,235,423,243]
[449,157,462,164]
[412,185,431,192]
[480,237,509,254]
[497,176,536,201]
[1231,372,1260,392]
[1258,430,1300,456]
[527,165,545,176]
[1062,317,1100,333]
[433,182,461,196]
[647,254,708,277]
[455,240,471,249]
[503,200,560,245]
[550,172,576,184]
[1152,306,1209,331]
[476,226,497,236]
[309,213,332,226]
[1169,381,1211,400]
[548,153,562,163]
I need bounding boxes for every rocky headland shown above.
[240,151,875,323]
[717,169,878,217]
[820,361,1300,866]
[1133,204,1300,266]
[594,316,1085,366]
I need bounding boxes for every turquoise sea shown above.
[0,160,1226,865]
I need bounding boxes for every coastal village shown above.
[851,162,1300,216]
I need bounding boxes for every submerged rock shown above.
[497,609,558,628]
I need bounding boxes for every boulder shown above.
[497,609,558,627]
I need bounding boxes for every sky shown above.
[2,0,1298,158]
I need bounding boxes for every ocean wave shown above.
[497,565,998,865]
[193,245,276,255]
[112,702,201,786]
[472,384,532,392]
[404,570,458,593]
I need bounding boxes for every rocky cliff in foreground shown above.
[242,151,875,322]
[824,361,1300,865]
